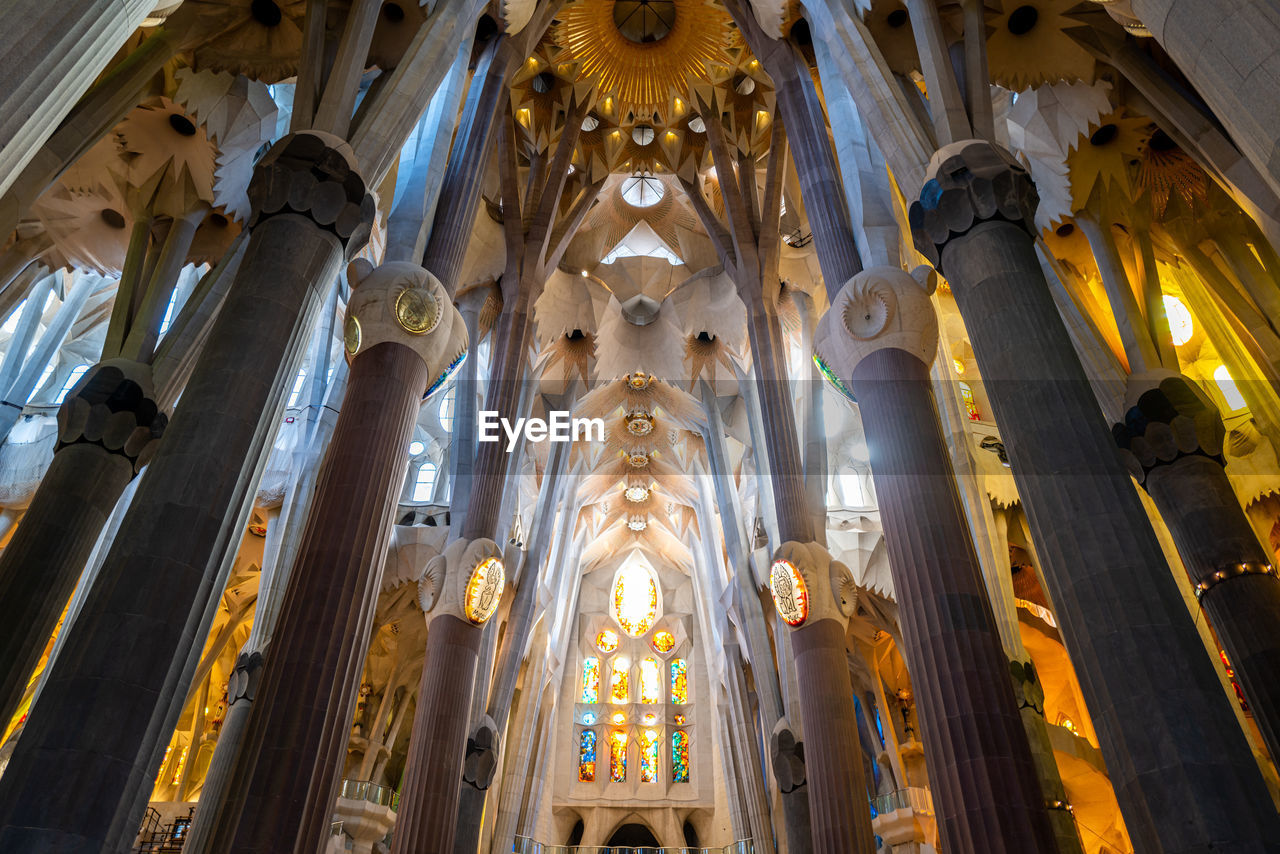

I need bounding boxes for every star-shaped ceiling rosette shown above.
[552,0,743,125]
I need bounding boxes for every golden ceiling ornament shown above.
[344,315,362,355]
[626,410,655,436]
[1134,131,1207,219]
[394,286,441,335]
[1067,110,1152,210]
[627,451,651,467]
[553,0,741,119]
[683,331,737,390]
[985,0,1096,92]
[626,370,654,389]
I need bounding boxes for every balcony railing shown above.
[870,786,934,818]
[512,838,754,854]
[337,779,400,811]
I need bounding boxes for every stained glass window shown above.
[581,657,600,703]
[959,381,981,421]
[596,628,619,653]
[640,728,660,783]
[672,730,689,783]
[579,730,597,782]
[610,658,630,704]
[609,730,628,782]
[612,563,659,637]
[651,630,675,654]
[640,658,661,704]
[670,659,688,704]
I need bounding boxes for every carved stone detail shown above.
[815,265,940,378]
[420,537,505,625]
[227,650,265,705]
[55,358,167,473]
[769,540,856,628]
[344,260,469,399]
[246,131,377,259]
[461,716,500,791]
[1112,370,1226,483]
[909,139,1039,272]
[769,719,807,793]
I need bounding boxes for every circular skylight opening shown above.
[687,116,706,133]
[582,114,600,132]
[632,125,655,146]
[621,175,665,208]
[613,0,676,44]
[408,440,425,456]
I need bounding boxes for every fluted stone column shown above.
[213,263,467,853]
[910,138,1280,853]
[767,541,877,851]
[0,360,165,727]
[0,131,375,853]
[1114,371,1280,763]
[817,267,1058,853]
[392,537,506,854]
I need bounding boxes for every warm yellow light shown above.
[611,711,626,724]
[1163,294,1194,346]
[953,358,965,375]
[1214,364,1248,411]
[612,562,659,637]
[463,557,505,624]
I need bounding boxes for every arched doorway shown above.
[606,823,662,847]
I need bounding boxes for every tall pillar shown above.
[0,360,165,729]
[816,266,1059,853]
[212,263,467,853]
[909,138,1280,852]
[0,0,155,197]
[0,131,375,853]
[767,541,877,851]
[391,537,506,854]
[1114,371,1280,762]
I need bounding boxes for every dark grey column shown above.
[0,132,374,854]
[1114,373,1280,764]
[0,360,164,729]
[910,138,1280,853]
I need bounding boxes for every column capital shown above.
[1112,370,1226,484]
[246,131,376,259]
[814,265,939,381]
[343,260,469,398]
[909,139,1039,273]
[418,537,506,626]
[55,358,166,473]
[768,540,858,629]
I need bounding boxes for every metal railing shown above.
[337,779,400,811]
[870,786,934,818]
[512,839,754,854]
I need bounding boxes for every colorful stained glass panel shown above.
[672,729,689,783]
[670,658,688,704]
[596,628,619,652]
[609,730,628,782]
[640,658,661,704]
[578,730,597,782]
[610,658,630,704]
[581,657,600,703]
[640,728,660,783]
[651,630,675,653]
[612,564,658,637]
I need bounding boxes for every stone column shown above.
[391,537,507,854]
[817,267,1059,853]
[1114,371,1280,763]
[767,541,877,851]
[214,262,467,853]
[0,360,164,729]
[909,138,1280,852]
[0,131,374,853]
[0,0,155,197]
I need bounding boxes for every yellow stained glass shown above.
[612,563,658,637]
[670,659,688,704]
[596,628,619,652]
[610,658,630,704]
[651,630,675,653]
[640,658,661,704]
[609,730,628,782]
[640,728,660,783]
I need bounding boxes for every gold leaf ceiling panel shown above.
[553,0,742,121]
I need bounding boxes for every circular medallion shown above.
[344,315,362,355]
[596,628,620,652]
[627,452,650,468]
[769,559,809,627]
[464,556,505,624]
[625,411,654,436]
[394,287,440,335]
[626,370,653,389]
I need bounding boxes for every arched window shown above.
[671,730,689,783]
[640,728,660,783]
[1163,294,1194,346]
[158,288,182,336]
[439,384,457,433]
[609,658,630,704]
[670,659,688,704]
[612,562,659,637]
[609,730,628,782]
[53,365,90,405]
[287,368,307,407]
[581,657,600,703]
[411,461,439,502]
[1214,364,1247,411]
[639,658,661,704]
[959,381,981,421]
[578,730,597,782]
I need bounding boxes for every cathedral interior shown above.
[4,0,1280,852]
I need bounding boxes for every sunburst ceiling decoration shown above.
[985,0,1095,92]
[553,0,742,120]
[1067,110,1151,210]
